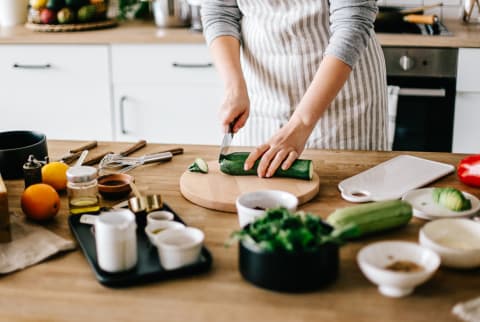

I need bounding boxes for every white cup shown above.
[94,209,138,273]
[144,221,185,245]
[0,0,28,27]
[154,227,204,270]
[235,190,299,227]
[146,210,175,226]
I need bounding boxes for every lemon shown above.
[29,0,47,10]
[42,161,69,191]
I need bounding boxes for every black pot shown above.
[0,131,48,179]
[239,240,339,293]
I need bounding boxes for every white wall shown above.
[376,0,464,20]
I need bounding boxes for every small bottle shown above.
[66,166,100,215]
[23,154,43,188]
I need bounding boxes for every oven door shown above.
[388,76,456,152]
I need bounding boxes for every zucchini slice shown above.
[219,152,313,180]
[188,157,209,174]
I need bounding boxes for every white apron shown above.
[233,0,388,151]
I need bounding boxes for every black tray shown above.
[68,203,213,288]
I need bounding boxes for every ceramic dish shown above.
[97,173,134,200]
[402,188,480,220]
[145,221,185,244]
[357,241,440,298]
[146,210,175,226]
[419,218,480,269]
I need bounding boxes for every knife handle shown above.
[83,151,113,166]
[157,147,183,156]
[70,141,98,153]
[119,140,147,157]
[62,151,82,164]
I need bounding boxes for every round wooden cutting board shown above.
[179,161,320,212]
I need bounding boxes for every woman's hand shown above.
[219,82,250,133]
[244,115,313,178]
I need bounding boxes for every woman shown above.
[201,0,387,178]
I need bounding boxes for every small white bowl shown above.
[357,241,440,298]
[144,221,185,245]
[235,190,298,227]
[146,210,175,226]
[154,227,204,270]
[419,218,480,269]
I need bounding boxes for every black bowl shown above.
[239,240,339,293]
[0,131,48,179]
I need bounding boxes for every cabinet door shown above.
[0,45,113,141]
[453,92,480,153]
[114,84,223,144]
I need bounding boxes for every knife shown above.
[219,123,234,162]
[57,141,98,164]
[83,140,147,166]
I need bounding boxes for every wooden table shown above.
[2,140,479,322]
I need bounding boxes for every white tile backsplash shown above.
[378,0,465,21]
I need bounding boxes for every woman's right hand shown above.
[219,82,250,133]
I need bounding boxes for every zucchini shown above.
[326,200,412,239]
[188,157,209,173]
[219,152,313,180]
[432,187,472,211]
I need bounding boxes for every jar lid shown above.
[67,166,98,183]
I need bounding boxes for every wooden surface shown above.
[179,161,320,212]
[1,19,480,48]
[2,140,480,322]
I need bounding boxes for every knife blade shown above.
[219,123,234,162]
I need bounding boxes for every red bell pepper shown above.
[457,155,480,187]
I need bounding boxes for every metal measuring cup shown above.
[127,182,163,226]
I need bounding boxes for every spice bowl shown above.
[98,173,134,200]
[145,221,185,245]
[146,210,175,226]
[357,241,440,298]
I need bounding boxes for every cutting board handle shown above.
[341,190,372,203]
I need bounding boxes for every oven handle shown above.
[398,87,446,97]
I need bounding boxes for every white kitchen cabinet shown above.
[453,48,480,154]
[0,45,113,141]
[111,44,223,144]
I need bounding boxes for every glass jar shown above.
[67,166,100,215]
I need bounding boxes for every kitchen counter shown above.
[2,140,479,322]
[1,19,480,47]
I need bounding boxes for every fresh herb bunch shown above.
[229,207,357,252]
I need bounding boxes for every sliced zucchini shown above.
[188,157,209,174]
[219,152,313,180]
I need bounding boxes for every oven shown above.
[382,47,458,152]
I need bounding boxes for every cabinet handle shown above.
[120,96,129,135]
[12,63,52,69]
[172,62,213,68]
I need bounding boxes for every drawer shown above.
[457,48,480,92]
[0,45,109,86]
[111,44,219,84]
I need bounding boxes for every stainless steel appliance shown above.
[383,47,458,152]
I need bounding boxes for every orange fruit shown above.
[42,161,69,191]
[21,183,60,221]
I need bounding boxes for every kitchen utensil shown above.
[0,130,48,179]
[239,227,339,292]
[219,123,234,162]
[97,173,134,200]
[127,182,163,215]
[375,3,442,33]
[357,241,440,298]
[154,227,204,270]
[402,187,480,220]
[99,151,176,174]
[74,150,89,167]
[83,140,147,166]
[152,0,190,27]
[93,209,138,273]
[419,218,480,269]
[144,221,185,244]
[68,203,212,287]
[57,141,97,164]
[403,14,439,25]
[236,190,298,227]
[180,161,319,212]
[338,155,455,203]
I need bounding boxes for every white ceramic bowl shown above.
[146,210,175,226]
[154,227,204,270]
[419,218,480,269]
[144,221,185,245]
[235,190,299,227]
[357,241,440,298]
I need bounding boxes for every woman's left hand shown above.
[244,115,313,178]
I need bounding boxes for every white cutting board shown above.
[338,155,455,202]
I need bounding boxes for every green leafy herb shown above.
[227,207,355,252]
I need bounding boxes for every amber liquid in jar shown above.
[67,166,100,215]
